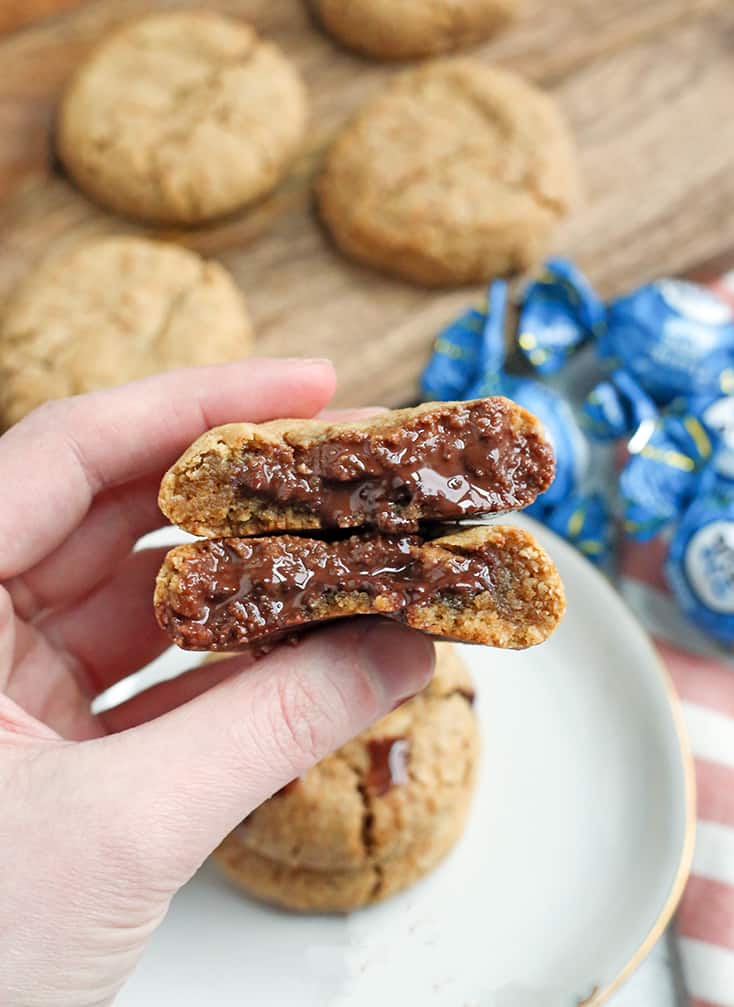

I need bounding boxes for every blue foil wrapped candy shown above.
[420,304,485,402]
[666,482,734,646]
[544,492,614,564]
[517,260,734,407]
[601,279,734,404]
[583,370,659,442]
[691,392,734,484]
[517,257,606,374]
[618,389,734,542]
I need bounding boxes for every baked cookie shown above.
[316,59,579,286]
[214,644,480,911]
[57,11,307,224]
[311,0,520,61]
[154,524,566,652]
[0,236,253,426]
[158,398,555,537]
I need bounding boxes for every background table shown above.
[1,0,733,410]
[2,2,731,1002]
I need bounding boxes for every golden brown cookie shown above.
[154,524,566,652]
[57,11,307,224]
[157,398,555,537]
[316,58,579,286]
[310,0,521,60]
[0,236,253,426]
[213,644,479,911]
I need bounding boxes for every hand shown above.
[0,358,434,1007]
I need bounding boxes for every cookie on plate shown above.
[316,58,579,286]
[310,0,520,60]
[57,11,307,224]
[0,236,253,426]
[213,643,479,912]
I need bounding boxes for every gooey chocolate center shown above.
[161,533,506,650]
[233,400,553,532]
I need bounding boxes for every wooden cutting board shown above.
[0,0,732,407]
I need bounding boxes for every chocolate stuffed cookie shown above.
[155,398,565,652]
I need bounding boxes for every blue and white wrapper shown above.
[690,392,734,484]
[543,492,614,564]
[583,370,659,442]
[420,306,485,402]
[666,482,734,646]
[423,262,734,634]
[602,280,734,404]
[517,257,606,374]
[621,404,716,541]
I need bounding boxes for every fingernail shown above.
[361,622,435,704]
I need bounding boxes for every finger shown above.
[87,620,435,889]
[0,588,16,690]
[7,476,162,619]
[38,548,170,696]
[99,654,252,732]
[0,357,335,579]
[9,407,384,617]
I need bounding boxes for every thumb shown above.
[90,620,434,889]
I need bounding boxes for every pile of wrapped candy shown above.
[420,259,734,645]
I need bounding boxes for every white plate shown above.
[119,517,694,1007]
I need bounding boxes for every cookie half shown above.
[158,398,555,537]
[154,524,565,652]
[57,11,307,223]
[0,236,253,427]
[316,58,579,286]
[213,644,479,912]
[311,0,521,60]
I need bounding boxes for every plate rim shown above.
[522,518,697,1006]
[588,655,696,1006]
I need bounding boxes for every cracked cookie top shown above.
[57,10,307,223]
[316,58,579,286]
[0,236,253,426]
[229,643,478,874]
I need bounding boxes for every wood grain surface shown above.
[0,0,85,35]
[0,0,731,407]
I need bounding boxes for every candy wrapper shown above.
[542,492,614,564]
[517,257,605,374]
[420,279,608,562]
[667,479,734,646]
[602,280,734,403]
[582,370,658,442]
[620,402,716,541]
[421,258,734,642]
[518,259,734,403]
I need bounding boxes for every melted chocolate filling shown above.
[233,400,553,532]
[158,532,507,651]
[365,737,411,796]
